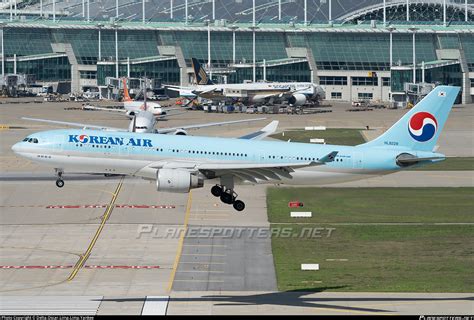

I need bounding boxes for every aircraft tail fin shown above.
[192,58,214,85]
[122,78,133,102]
[359,86,460,152]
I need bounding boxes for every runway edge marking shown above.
[67,177,124,281]
[167,190,193,293]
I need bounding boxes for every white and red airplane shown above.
[86,78,184,118]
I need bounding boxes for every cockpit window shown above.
[23,137,39,143]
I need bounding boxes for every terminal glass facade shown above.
[5,57,71,81]
[228,61,311,84]
[97,59,180,86]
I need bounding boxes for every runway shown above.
[1,100,473,314]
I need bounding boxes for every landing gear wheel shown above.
[56,179,64,188]
[211,185,223,197]
[233,200,245,212]
[220,192,234,204]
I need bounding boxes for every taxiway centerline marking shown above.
[167,190,193,293]
[67,178,124,281]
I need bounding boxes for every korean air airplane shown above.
[12,86,459,211]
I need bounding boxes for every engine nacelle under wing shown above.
[251,94,268,104]
[172,129,188,136]
[288,93,307,106]
[156,169,204,193]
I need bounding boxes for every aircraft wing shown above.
[83,105,127,113]
[21,117,127,132]
[238,120,279,140]
[155,117,267,134]
[165,86,197,98]
[143,151,338,183]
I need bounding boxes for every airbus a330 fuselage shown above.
[12,86,459,211]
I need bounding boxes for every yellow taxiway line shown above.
[167,190,193,293]
[67,177,124,281]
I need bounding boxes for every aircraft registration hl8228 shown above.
[12,86,459,211]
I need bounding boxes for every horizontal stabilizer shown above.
[396,153,445,165]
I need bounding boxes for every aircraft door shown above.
[352,151,364,169]
[55,135,64,151]
[120,144,130,157]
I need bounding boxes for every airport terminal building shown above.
[0,0,473,104]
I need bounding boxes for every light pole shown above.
[170,0,173,19]
[87,0,90,22]
[443,0,447,27]
[329,0,332,24]
[114,23,120,79]
[406,0,409,21]
[466,0,469,22]
[206,19,212,78]
[185,0,188,24]
[304,0,307,26]
[97,23,103,61]
[252,0,256,27]
[249,26,258,82]
[386,26,396,68]
[278,0,281,21]
[212,0,215,20]
[409,27,418,84]
[383,0,386,27]
[0,22,5,77]
[229,24,238,64]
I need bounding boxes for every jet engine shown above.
[156,169,204,193]
[288,93,307,106]
[172,129,188,136]
[125,110,136,119]
[251,95,268,104]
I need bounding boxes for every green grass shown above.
[272,224,474,292]
[268,187,474,224]
[410,157,474,171]
[268,187,474,292]
[270,128,366,146]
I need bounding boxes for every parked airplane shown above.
[87,78,184,118]
[167,58,325,106]
[12,86,458,211]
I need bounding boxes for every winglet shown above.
[238,120,279,140]
[319,151,338,163]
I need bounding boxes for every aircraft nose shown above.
[11,142,21,154]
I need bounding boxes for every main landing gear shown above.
[211,184,245,212]
[55,169,64,188]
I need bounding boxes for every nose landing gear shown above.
[210,184,246,212]
[55,169,64,188]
